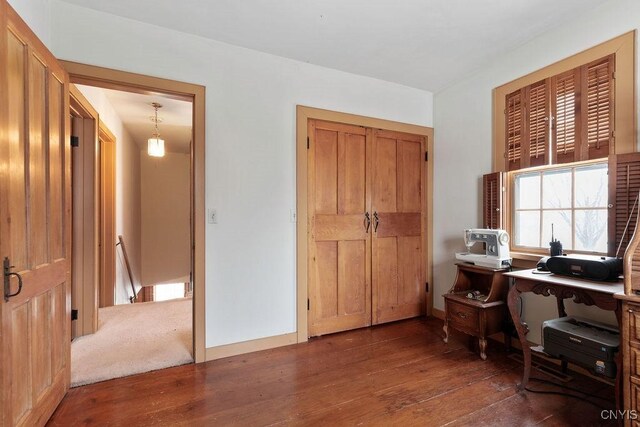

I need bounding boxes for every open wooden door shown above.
[0,2,71,425]
[371,129,426,324]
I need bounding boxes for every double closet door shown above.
[308,119,426,337]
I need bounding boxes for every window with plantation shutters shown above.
[483,172,504,229]
[586,56,613,159]
[553,69,578,164]
[505,91,523,170]
[505,54,614,171]
[608,153,640,257]
[527,80,548,167]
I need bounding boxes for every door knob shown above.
[4,257,23,302]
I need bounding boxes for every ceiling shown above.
[78,85,193,154]
[61,0,608,92]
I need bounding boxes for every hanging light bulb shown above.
[148,102,165,157]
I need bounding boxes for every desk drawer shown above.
[446,300,479,334]
[629,304,640,344]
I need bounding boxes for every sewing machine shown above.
[455,229,512,269]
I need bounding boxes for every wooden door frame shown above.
[70,85,100,338]
[60,61,207,363]
[296,105,434,342]
[98,123,116,307]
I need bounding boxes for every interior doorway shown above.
[64,62,206,385]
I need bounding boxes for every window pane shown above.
[575,164,607,208]
[542,210,572,250]
[575,210,607,252]
[515,173,540,209]
[515,211,540,247]
[542,169,571,208]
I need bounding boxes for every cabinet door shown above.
[372,129,426,324]
[308,120,372,336]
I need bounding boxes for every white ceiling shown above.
[79,85,193,154]
[61,0,608,92]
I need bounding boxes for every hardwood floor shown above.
[48,318,615,426]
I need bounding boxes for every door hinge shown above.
[71,309,78,321]
[70,136,79,148]
[307,137,310,149]
[307,298,310,310]
[425,151,428,162]
[425,282,429,292]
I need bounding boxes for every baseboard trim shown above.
[431,308,445,320]
[205,332,298,361]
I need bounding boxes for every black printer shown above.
[542,316,619,378]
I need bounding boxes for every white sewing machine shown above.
[455,229,512,269]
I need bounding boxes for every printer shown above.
[542,316,619,378]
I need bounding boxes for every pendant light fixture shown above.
[147,102,165,157]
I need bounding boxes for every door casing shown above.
[60,61,207,363]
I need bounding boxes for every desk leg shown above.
[508,283,530,391]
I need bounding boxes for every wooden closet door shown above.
[0,3,71,425]
[372,129,426,324]
[308,120,371,336]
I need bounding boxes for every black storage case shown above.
[542,316,619,378]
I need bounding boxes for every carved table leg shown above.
[443,320,448,343]
[479,338,488,361]
[508,282,530,391]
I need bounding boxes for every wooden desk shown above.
[504,269,623,409]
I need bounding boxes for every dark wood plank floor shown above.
[48,318,616,426]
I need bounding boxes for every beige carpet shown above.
[71,298,193,387]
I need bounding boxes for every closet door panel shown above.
[308,120,371,336]
[372,130,425,324]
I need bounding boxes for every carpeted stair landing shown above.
[71,297,193,387]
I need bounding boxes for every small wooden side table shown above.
[443,263,509,360]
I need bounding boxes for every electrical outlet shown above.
[208,208,217,224]
[290,209,297,223]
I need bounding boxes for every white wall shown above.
[76,85,143,305]
[140,152,190,287]
[50,1,434,347]
[7,0,50,45]
[434,0,640,343]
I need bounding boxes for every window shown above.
[512,162,608,254]
[154,283,186,302]
[493,32,635,171]
[505,55,613,171]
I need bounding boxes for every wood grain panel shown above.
[315,241,338,320]
[48,75,64,261]
[31,292,52,399]
[11,303,32,425]
[28,54,48,268]
[315,128,338,214]
[399,140,421,212]
[373,136,397,212]
[338,240,366,315]
[314,214,368,241]
[340,133,366,214]
[398,236,422,305]
[51,283,65,374]
[375,213,420,238]
[7,29,28,272]
[375,237,398,313]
